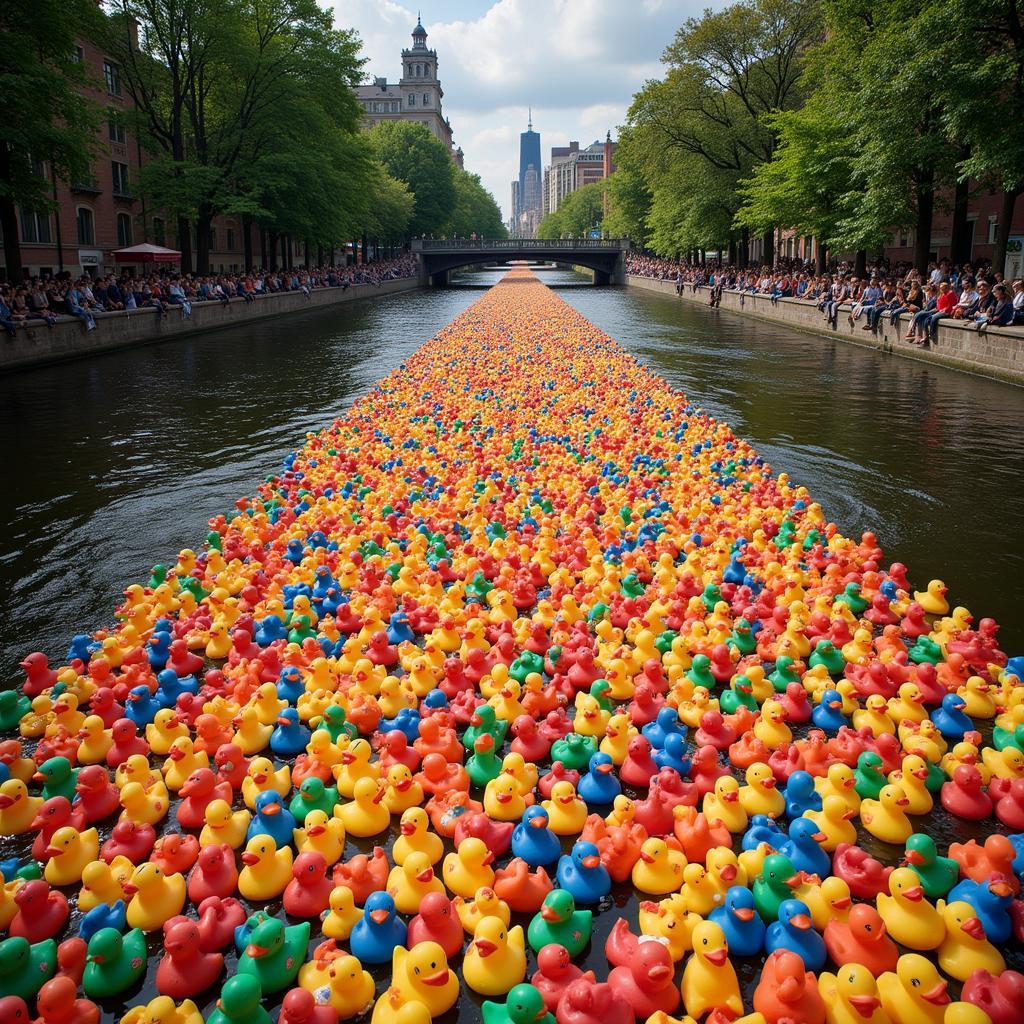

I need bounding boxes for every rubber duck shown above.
[531,944,594,1012]
[981,744,1024,781]
[753,853,798,921]
[765,897,826,971]
[753,949,825,1024]
[33,974,101,1024]
[8,880,68,943]
[188,842,238,902]
[371,940,459,1021]
[205,974,272,1024]
[349,892,407,964]
[778,817,831,877]
[824,903,899,976]
[151,832,199,876]
[599,713,635,765]
[282,984,346,1024]
[385,850,443,914]
[680,920,743,1020]
[482,983,556,1024]
[538,780,586,835]
[232,708,273,755]
[42,825,99,886]
[913,580,949,616]
[511,806,561,867]
[860,783,913,844]
[739,762,785,818]
[332,739,380,797]
[406,891,464,959]
[76,715,114,765]
[629,836,683,894]
[157,918,224,999]
[123,861,186,931]
[941,764,992,820]
[958,675,997,719]
[82,926,147,998]
[464,916,527,997]
[527,889,593,957]
[332,846,390,903]
[162,738,209,792]
[948,876,1015,943]
[320,884,361,941]
[246,789,298,848]
[306,948,375,1018]
[389,806,441,866]
[804,794,857,851]
[556,840,611,904]
[455,885,511,936]
[961,968,1024,1024]
[284,851,334,917]
[239,756,291,810]
[336,776,389,837]
[702,775,748,833]
[551,978,632,1024]
[200,799,251,849]
[237,914,310,994]
[238,835,293,901]
[903,833,959,899]
[608,935,680,1019]
[443,836,496,898]
[853,695,896,738]
[936,900,1005,981]
[992,775,1024,828]
[888,754,933,815]
[888,682,928,726]
[931,693,974,742]
[811,690,849,734]
[0,779,42,836]
[29,795,86,861]
[72,764,120,823]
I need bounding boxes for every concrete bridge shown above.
[410,237,631,286]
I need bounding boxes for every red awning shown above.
[112,243,182,263]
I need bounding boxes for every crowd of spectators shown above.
[625,253,1023,343]
[0,254,418,337]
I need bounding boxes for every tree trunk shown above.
[993,187,1020,276]
[855,249,867,277]
[740,227,750,269]
[0,199,21,283]
[281,234,289,270]
[728,238,737,266]
[762,230,774,268]
[317,243,324,267]
[177,217,192,275]
[260,228,267,270]
[950,173,971,265]
[815,238,826,275]
[242,213,253,271]
[195,205,213,274]
[268,231,278,270]
[913,174,935,274]
[361,232,369,264]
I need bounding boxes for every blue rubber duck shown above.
[254,615,287,647]
[247,790,297,848]
[386,609,416,645]
[811,690,848,734]
[276,667,305,705]
[641,707,687,751]
[577,753,621,805]
[783,771,821,819]
[377,707,421,743]
[350,891,407,964]
[124,685,163,727]
[765,898,826,971]
[778,817,831,878]
[147,631,172,670]
[742,814,786,852]
[556,841,611,905]
[511,806,561,867]
[312,567,342,616]
[154,667,198,707]
[931,693,974,741]
[653,732,691,774]
[79,900,127,942]
[709,886,765,956]
[270,707,310,756]
[947,876,1015,943]
[1010,833,1024,877]
[422,690,449,716]
[67,633,99,662]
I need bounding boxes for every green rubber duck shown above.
[903,833,959,899]
[686,654,717,690]
[908,636,943,665]
[589,679,614,713]
[808,639,846,676]
[621,574,645,599]
[147,564,167,588]
[207,974,273,1024]
[287,615,316,644]
[466,571,494,602]
[654,630,677,655]
[34,757,79,802]
[922,759,946,793]
[550,733,597,772]
[82,927,147,999]
[509,652,545,684]
[237,915,310,994]
[726,619,757,656]
[527,889,593,957]
[833,582,868,615]
[483,983,556,1024]
[774,520,798,549]
[993,721,1024,752]
[0,936,56,1000]
[586,602,610,623]
[179,576,209,602]
[719,675,758,715]
[753,853,797,922]
[0,691,31,732]
[467,734,503,787]
[315,704,358,742]
[768,656,801,693]
[802,529,822,551]
[462,704,508,751]
[853,751,887,800]
[289,777,339,821]
[700,584,722,613]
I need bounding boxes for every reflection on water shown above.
[1,267,1022,676]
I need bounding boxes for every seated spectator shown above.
[976,283,1014,327]
[28,282,59,325]
[0,289,18,337]
[64,281,97,332]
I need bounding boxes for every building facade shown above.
[544,135,617,217]
[355,18,463,167]
[509,115,541,236]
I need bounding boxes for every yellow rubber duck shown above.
[200,799,251,849]
[333,739,380,798]
[936,900,1005,981]
[443,837,496,899]
[487,679,526,722]
[599,713,636,764]
[241,756,292,809]
[818,964,890,1024]
[293,810,347,865]
[378,677,417,719]
[115,752,162,790]
[899,719,947,763]
[125,861,186,931]
[841,628,874,666]
[42,825,99,886]
[540,780,588,835]
[793,874,852,931]
[239,834,293,901]
[913,580,949,616]
[677,688,718,729]
[940,742,990,785]
[386,851,445,914]
[463,916,526,996]
[876,867,942,950]
[681,919,743,1020]
[252,682,287,726]
[78,856,134,911]
[957,676,996,719]
[702,776,748,833]
[888,683,928,725]
[321,885,361,941]
[679,862,723,916]
[0,878,21,931]
[738,762,785,818]
[314,951,375,1018]
[371,941,459,1024]
[162,737,209,791]
[853,694,896,738]
[804,794,857,852]
[146,709,189,755]
[879,953,951,1024]
[632,837,686,895]
[484,773,528,822]
[333,772,387,838]
[382,764,424,816]
[888,755,934,815]
[981,744,1024,781]
[232,707,273,755]
[393,807,443,866]
[19,694,53,738]
[0,778,42,835]
[120,996,204,1024]
[455,885,511,935]
[860,784,913,844]
[706,846,747,893]
[638,894,701,961]
[814,763,861,816]
[572,693,610,737]
[499,752,538,797]
[300,729,344,771]
[753,700,791,749]
[76,715,114,764]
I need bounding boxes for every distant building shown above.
[545,134,617,216]
[510,113,541,236]
[355,17,463,167]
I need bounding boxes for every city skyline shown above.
[331,0,719,222]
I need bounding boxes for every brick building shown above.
[543,135,617,217]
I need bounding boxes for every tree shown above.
[557,183,607,237]
[0,0,102,279]
[537,210,563,239]
[446,169,506,238]
[371,121,456,237]
[602,166,652,248]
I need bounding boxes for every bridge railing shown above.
[410,238,630,252]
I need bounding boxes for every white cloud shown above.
[330,0,717,220]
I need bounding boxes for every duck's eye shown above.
[414,966,420,975]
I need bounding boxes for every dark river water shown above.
[0,267,1022,1021]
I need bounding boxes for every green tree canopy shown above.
[446,169,506,239]
[537,183,605,238]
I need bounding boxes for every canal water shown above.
[2,267,1021,677]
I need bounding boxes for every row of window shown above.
[22,209,239,251]
[405,62,432,78]
[71,45,123,99]
[363,93,432,113]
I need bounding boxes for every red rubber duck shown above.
[415,752,469,796]
[32,976,99,1024]
[556,978,633,1024]
[73,764,120,823]
[425,789,482,838]
[9,880,69,943]
[196,895,247,952]
[672,807,732,862]
[620,735,659,788]
[414,717,464,762]
[827,728,867,768]
[532,944,595,1013]
[494,858,554,913]
[539,709,573,745]
[768,743,806,784]
[279,987,337,1024]
[105,718,150,767]
[188,842,239,903]
[628,684,665,727]
[781,682,812,723]
[604,917,651,967]
[87,688,123,728]
[911,662,947,705]
[177,768,234,829]
[729,731,771,770]
[284,851,334,917]
[962,968,1024,1024]
[990,776,1024,829]
[193,714,234,755]
[753,949,825,1024]
[174,691,208,728]
[694,710,735,751]
[608,934,680,1018]
[156,918,224,998]
[29,797,87,861]
[20,652,57,697]
[151,832,199,876]
[950,835,1020,892]
[332,847,390,903]
[824,904,899,976]
[566,649,601,692]
[453,811,514,856]
[538,762,581,800]
[101,819,156,863]
[228,628,261,664]
[797,731,834,777]
[407,891,464,959]
[832,843,893,900]
[689,744,730,796]
[213,742,250,790]
[941,764,993,820]
[510,715,552,761]
[167,639,205,677]
[376,730,421,772]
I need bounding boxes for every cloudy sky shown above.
[330,0,714,222]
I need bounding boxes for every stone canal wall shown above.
[628,274,1024,386]
[1,277,419,374]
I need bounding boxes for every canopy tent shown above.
[112,242,181,263]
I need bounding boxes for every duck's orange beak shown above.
[473,938,498,957]
[848,995,880,1018]
[416,867,434,883]
[921,981,949,1006]
[961,917,985,940]
[902,886,923,902]
[733,906,755,921]
[422,968,450,986]
[704,947,728,966]
[241,852,260,865]
[582,855,600,869]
